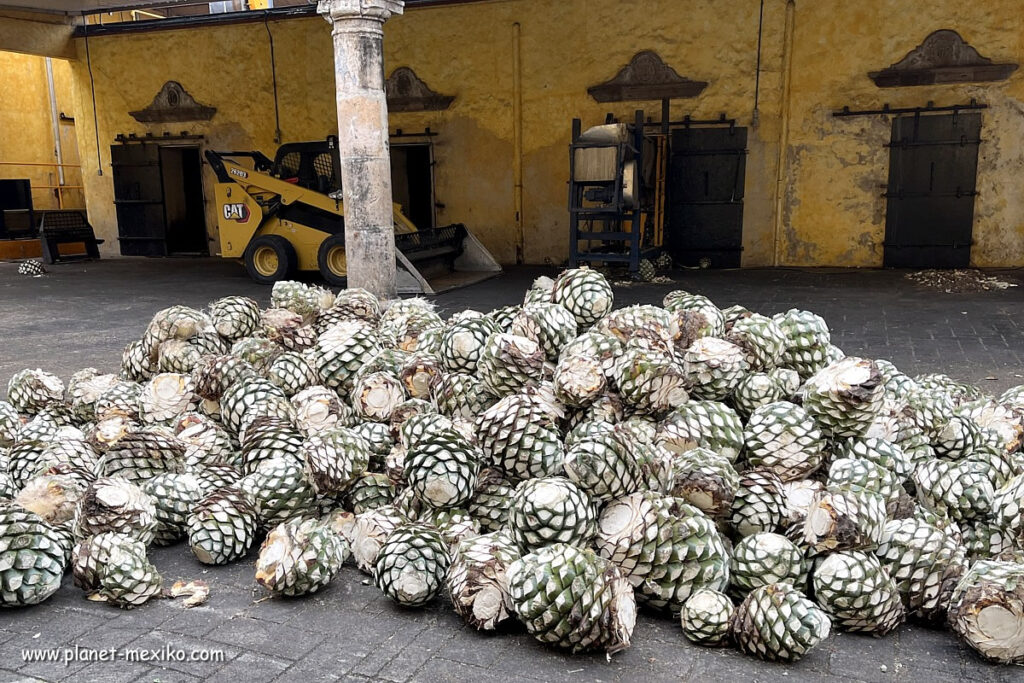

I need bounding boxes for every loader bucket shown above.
[394,224,502,295]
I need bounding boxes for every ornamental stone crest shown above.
[129,81,216,123]
[385,67,455,112]
[588,51,707,102]
[869,30,1017,87]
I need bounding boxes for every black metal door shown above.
[884,113,980,268]
[667,127,746,268]
[111,142,167,256]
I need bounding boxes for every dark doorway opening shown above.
[666,126,747,268]
[111,140,208,257]
[0,179,35,238]
[884,113,980,268]
[391,143,434,229]
[161,147,208,255]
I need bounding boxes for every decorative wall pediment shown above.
[385,67,455,112]
[869,30,1017,87]
[588,50,707,102]
[129,81,216,123]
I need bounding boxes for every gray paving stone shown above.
[130,668,201,683]
[436,629,510,669]
[376,645,440,682]
[156,606,229,637]
[413,658,516,683]
[269,637,361,679]
[349,630,421,679]
[205,618,326,661]
[72,660,153,683]
[272,663,342,683]
[206,653,289,683]
[490,638,620,681]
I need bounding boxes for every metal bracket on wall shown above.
[391,129,439,138]
[832,99,987,118]
[114,132,205,144]
[643,114,738,130]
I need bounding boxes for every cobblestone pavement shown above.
[1,258,1023,683]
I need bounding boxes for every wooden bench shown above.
[39,211,104,264]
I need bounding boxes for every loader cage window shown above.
[277,152,301,180]
[272,141,342,194]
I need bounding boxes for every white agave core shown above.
[471,585,504,621]
[818,358,873,390]
[395,568,430,603]
[973,604,1024,657]
[531,481,570,508]
[599,495,645,539]
[686,588,730,615]
[95,484,131,508]
[753,532,793,557]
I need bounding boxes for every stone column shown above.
[318,0,404,299]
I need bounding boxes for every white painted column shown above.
[318,0,404,299]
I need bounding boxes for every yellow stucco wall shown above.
[3,0,1020,267]
[783,0,1024,267]
[63,0,786,265]
[0,52,82,211]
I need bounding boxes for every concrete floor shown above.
[1,257,1022,683]
[3,258,1023,393]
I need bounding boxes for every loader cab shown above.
[271,138,342,195]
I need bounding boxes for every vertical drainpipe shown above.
[772,0,796,267]
[512,22,524,265]
[44,57,66,208]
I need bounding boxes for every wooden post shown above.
[318,0,404,299]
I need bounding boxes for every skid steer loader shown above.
[205,136,500,294]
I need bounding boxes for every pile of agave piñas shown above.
[2,268,1023,665]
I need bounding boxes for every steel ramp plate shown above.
[397,269,501,295]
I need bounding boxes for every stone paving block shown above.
[131,667,202,683]
[206,652,290,683]
[245,595,312,625]
[273,636,363,678]
[413,657,519,683]
[0,601,107,637]
[627,636,698,680]
[205,617,326,661]
[828,644,897,682]
[490,638,621,681]
[630,614,680,645]
[349,630,420,679]
[157,605,230,637]
[436,628,511,668]
[72,660,153,683]
[376,645,442,682]
[894,626,966,678]
[407,619,459,651]
[271,663,342,683]
[65,623,147,652]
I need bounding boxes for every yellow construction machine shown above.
[205,137,500,293]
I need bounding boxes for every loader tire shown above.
[245,235,296,284]
[318,234,348,286]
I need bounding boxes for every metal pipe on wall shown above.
[753,0,764,124]
[512,21,524,265]
[44,57,66,208]
[772,0,796,267]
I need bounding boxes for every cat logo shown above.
[223,203,250,222]
[229,167,248,179]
